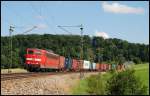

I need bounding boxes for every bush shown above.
[86,73,106,95]
[133,57,141,64]
[106,69,147,95]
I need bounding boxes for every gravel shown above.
[1,72,99,95]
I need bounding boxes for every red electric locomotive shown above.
[24,48,65,72]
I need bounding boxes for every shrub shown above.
[86,73,106,95]
[133,57,141,64]
[106,69,147,95]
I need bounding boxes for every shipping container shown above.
[109,64,111,70]
[89,62,96,70]
[83,60,90,69]
[103,64,107,71]
[116,65,120,70]
[90,62,92,70]
[105,64,107,70]
[64,57,72,70]
[92,63,96,70]
[89,62,92,70]
[111,64,116,70]
[99,64,103,71]
[59,56,65,69]
[72,59,79,71]
[108,64,111,70]
[108,64,110,70]
[99,64,107,71]
[78,60,84,70]
[96,63,100,71]
[117,64,125,71]
[106,64,109,70]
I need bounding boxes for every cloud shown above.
[36,15,45,20]
[95,31,109,39]
[36,23,48,29]
[102,2,144,14]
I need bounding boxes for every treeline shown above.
[1,34,149,68]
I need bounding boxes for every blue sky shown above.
[1,1,149,44]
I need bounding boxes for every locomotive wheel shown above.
[40,68,46,72]
[28,67,33,72]
[26,65,33,72]
[35,67,40,72]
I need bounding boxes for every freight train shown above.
[24,48,125,72]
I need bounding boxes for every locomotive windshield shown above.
[35,51,41,55]
[28,50,34,54]
[27,50,41,55]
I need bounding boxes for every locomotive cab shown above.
[25,48,45,71]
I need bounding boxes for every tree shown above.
[118,54,126,65]
[133,57,141,64]
[106,69,147,95]
[1,34,149,69]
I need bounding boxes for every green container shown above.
[111,64,116,69]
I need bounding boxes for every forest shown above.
[1,34,149,69]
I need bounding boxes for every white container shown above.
[92,63,96,69]
[83,60,90,69]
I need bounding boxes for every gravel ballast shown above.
[1,72,99,95]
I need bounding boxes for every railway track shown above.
[1,72,60,81]
[1,71,100,81]
[1,71,92,81]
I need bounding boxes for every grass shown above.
[133,63,149,85]
[1,68,28,74]
[72,72,112,95]
[72,63,149,95]
[133,63,149,94]
[71,79,89,95]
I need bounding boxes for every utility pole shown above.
[8,26,15,73]
[57,24,84,79]
[88,48,94,71]
[80,24,84,79]
[98,47,103,73]
[7,26,37,73]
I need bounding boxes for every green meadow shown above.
[72,63,149,95]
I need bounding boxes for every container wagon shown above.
[25,48,122,72]
[64,57,72,71]
[83,60,91,71]
[71,59,80,71]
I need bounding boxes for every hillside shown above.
[1,34,149,68]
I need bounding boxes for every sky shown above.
[1,1,149,44]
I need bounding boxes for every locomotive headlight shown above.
[26,58,33,60]
[35,58,41,61]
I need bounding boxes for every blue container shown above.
[68,57,72,69]
[64,58,69,69]
[64,57,72,70]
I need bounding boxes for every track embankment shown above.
[1,72,100,95]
